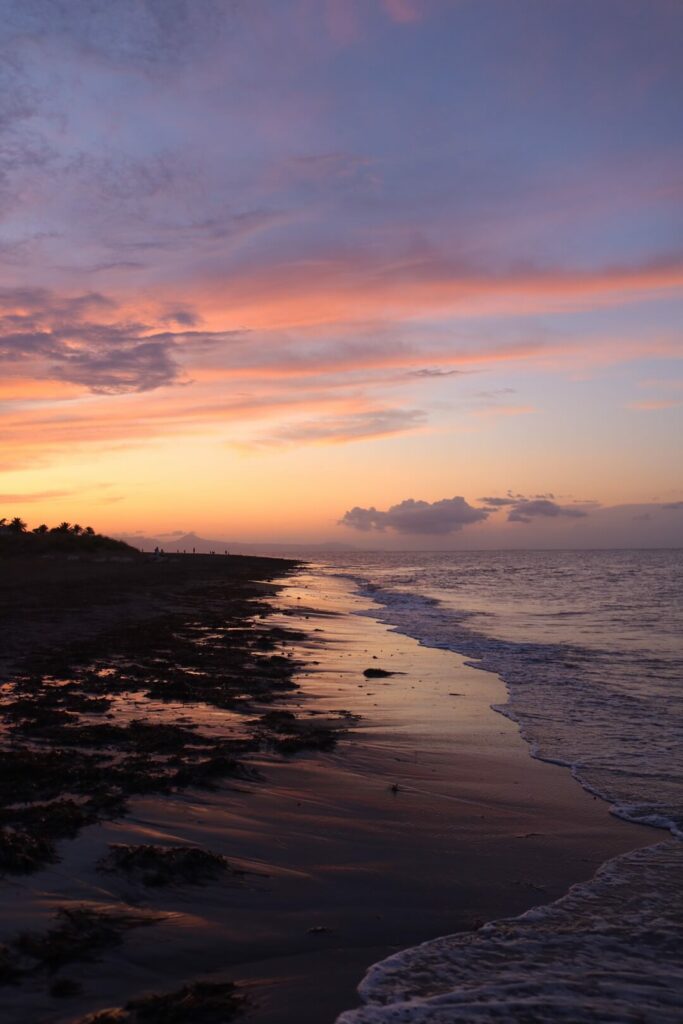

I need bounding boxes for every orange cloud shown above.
[627,399,682,410]
[0,383,380,465]
[0,378,82,401]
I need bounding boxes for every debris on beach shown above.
[76,980,244,1023]
[254,708,348,753]
[0,560,319,875]
[0,826,58,874]
[0,904,164,982]
[97,844,235,887]
[0,554,345,1020]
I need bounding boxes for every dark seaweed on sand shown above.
[255,708,342,752]
[98,843,235,887]
[79,980,244,1023]
[0,564,281,871]
[0,827,58,874]
[14,906,163,970]
[0,905,163,984]
[0,554,350,1019]
[0,555,352,880]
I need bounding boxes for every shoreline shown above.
[0,559,657,1022]
[251,569,658,1020]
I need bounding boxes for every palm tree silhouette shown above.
[9,517,27,533]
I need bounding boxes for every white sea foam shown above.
[337,842,683,1023]
[345,576,683,839]
[326,551,683,1023]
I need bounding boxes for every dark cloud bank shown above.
[478,492,590,524]
[0,287,234,394]
[340,497,488,535]
[340,494,590,535]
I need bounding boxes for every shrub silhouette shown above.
[0,517,139,559]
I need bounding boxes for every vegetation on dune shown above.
[0,517,139,558]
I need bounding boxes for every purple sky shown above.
[0,1,681,545]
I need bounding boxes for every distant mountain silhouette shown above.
[117,531,357,556]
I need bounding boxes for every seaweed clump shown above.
[0,561,308,875]
[0,904,164,989]
[0,828,58,874]
[98,844,234,887]
[14,906,163,971]
[256,708,343,753]
[78,981,244,1023]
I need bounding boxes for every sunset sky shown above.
[1,0,682,547]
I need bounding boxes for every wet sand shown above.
[0,565,655,1023]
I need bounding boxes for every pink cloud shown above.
[324,0,363,44]
[381,0,423,23]
[183,254,683,333]
[235,407,427,449]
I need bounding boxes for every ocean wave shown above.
[330,555,682,1023]
[337,842,683,1023]
[344,577,683,840]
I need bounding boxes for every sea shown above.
[318,549,683,1023]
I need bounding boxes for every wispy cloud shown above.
[472,404,535,419]
[0,489,71,503]
[627,399,681,411]
[381,0,424,24]
[478,492,593,523]
[186,254,683,331]
[409,367,468,379]
[238,407,427,449]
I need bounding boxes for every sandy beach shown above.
[2,5,680,1018]
[0,558,655,1023]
